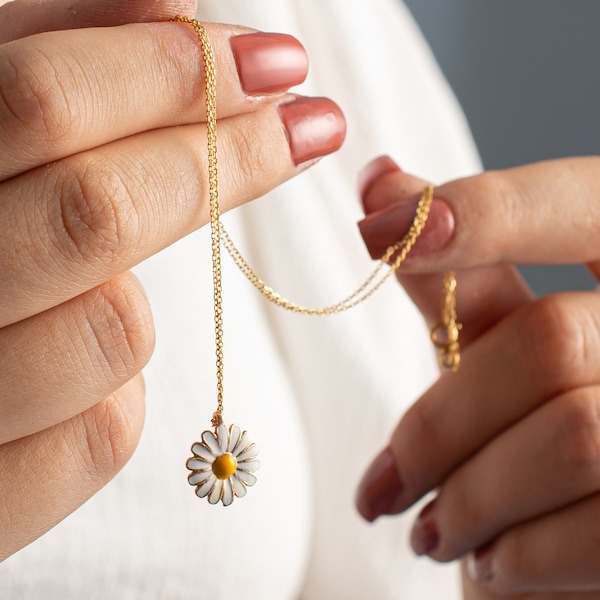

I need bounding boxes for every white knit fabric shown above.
[0,1,481,598]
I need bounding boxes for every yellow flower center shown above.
[212,453,237,480]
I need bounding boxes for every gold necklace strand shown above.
[174,17,460,422]
[177,17,458,507]
[219,186,433,315]
[176,17,462,507]
[172,16,225,423]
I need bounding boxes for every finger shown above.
[0,95,345,326]
[465,492,600,594]
[357,157,534,347]
[359,156,600,273]
[0,374,145,562]
[0,272,154,444]
[356,291,600,521]
[410,386,600,562]
[0,21,308,179]
[0,0,197,43]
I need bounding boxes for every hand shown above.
[355,155,600,597]
[0,0,345,561]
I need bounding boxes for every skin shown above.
[3,0,597,596]
[357,158,600,598]
[0,0,344,562]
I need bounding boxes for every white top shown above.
[1,0,481,598]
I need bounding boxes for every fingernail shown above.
[230,33,308,95]
[410,500,440,556]
[358,197,454,260]
[356,446,404,522]
[466,544,495,583]
[279,97,346,166]
[357,155,402,199]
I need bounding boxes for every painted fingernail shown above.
[357,155,402,199]
[230,33,308,95]
[279,97,346,165]
[358,197,454,260]
[410,500,440,556]
[355,446,404,522]
[466,544,495,583]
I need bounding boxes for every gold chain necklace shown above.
[173,17,460,506]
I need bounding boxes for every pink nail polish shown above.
[410,500,440,556]
[466,544,495,583]
[357,155,402,199]
[356,446,404,522]
[230,33,308,95]
[278,97,346,166]
[358,197,454,260]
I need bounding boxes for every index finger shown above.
[0,21,308,179]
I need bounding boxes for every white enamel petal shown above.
[191,443,215,463]
[234,431,252,455]
[235,444,259,462]
[217,424,229,453]
[208,480,223,505]
[187,458,211,471]
[235,470,257,487]
[201,430,222,457]
[189,470,213,486]
[231,474,247,498]
[237,460,260,473]
[227,425,241,453]
[196,475,216,498]
[221,479,234,506]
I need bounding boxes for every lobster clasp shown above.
[429,271,461,372]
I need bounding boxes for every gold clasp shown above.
[211,411,224,430]
[430,271,461,372]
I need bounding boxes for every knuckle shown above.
[554,390,600,476]
[78,388,143,478]
[459,171,520,260]
[469,170,507,201]
[81,274,155,383]
[55,159,142,266]
[399,398,447,489]
[222,122,267,203]
[0,43,80,151]
[403,399,440,455]
[517,295,594,390]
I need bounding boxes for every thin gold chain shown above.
[173,16,225,419]
[173,16,459,422]
[219,187,433,314]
